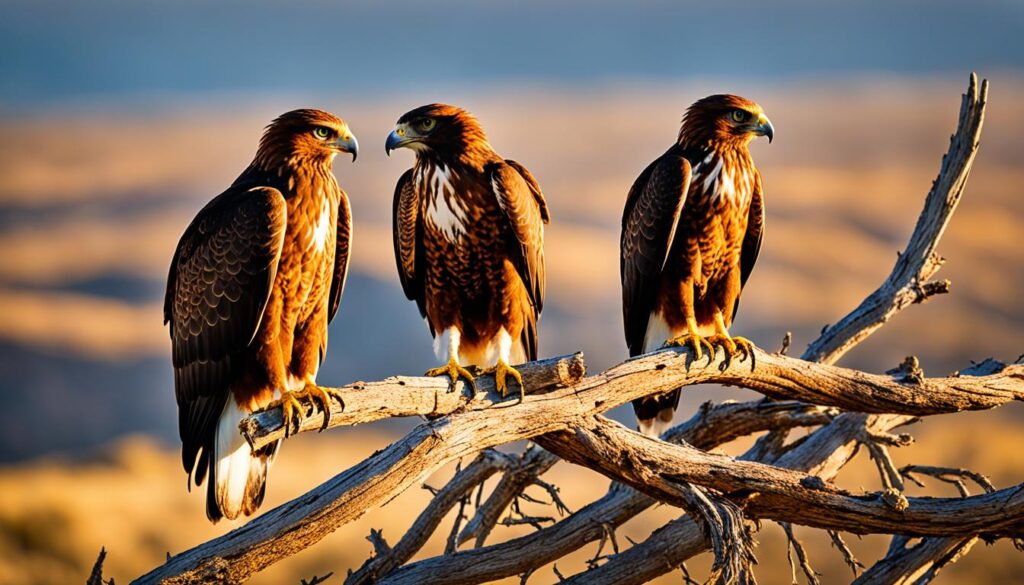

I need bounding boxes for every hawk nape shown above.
[621,94,773,436]
[165,109,357,521]
[387,104,549,399]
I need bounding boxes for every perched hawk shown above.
[386,104,549,397]
[165,109,357,521]
[621,94,773,436]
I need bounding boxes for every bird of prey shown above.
[164,109,357,521]
[386,104,549,398]
[621,94,773,436]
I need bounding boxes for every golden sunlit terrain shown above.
[1,79,1022,583]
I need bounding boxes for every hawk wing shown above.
[735,170,764,316]
[392,169,430,329]
[620,148,691,357]
[488,160,548,311]
[488,160,548,361]
[328,190,352,323]
[164,186,286,485]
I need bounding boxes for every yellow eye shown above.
[314,127,331,139]
[731,110,749,123]
[419,118,436,131]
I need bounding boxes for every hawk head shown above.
[677,94,774,148]
[255,109,359,169]
[385,103,492,164]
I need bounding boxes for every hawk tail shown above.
[632,390,681,438]
[206,400,278,522]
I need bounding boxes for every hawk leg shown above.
[706,311,755,371]
[280,375,346,436]
[664,317,716,366]
[482,360,525,402]
[426,357,477,394]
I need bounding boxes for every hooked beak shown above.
[333,132,359,161]
[754,114,774,143]
[385,125,418,156]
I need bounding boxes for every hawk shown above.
[164,109,357,521]
[621,94,773,436]
[386,104,549,397]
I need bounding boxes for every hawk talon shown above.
[733,336,756,371]
[706,334,757,372]
[279,383,345,436]
[279,391,307,438]
[664,333,716,366]
[304,385,345,432]
[485,360,525,402]
[426,358,477,394]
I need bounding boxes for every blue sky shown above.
[2,0,1022,103]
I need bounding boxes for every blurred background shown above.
[1,1,1023,583]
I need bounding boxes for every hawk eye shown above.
[419,118,437,131]
[731,110,750,123]
[313,127,331,139]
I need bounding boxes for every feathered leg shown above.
[664,279,715,364]
[426,326,477,393]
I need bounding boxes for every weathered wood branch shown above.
[803,72,988,365]
[346,450,513,585]
[384,413,913,585]
[242,352,586,451]
[241,347,1022,454]
[540,416,1024,538]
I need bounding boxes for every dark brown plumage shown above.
[621,94,773,436]
[165,109,357,521]
[387,104,549,396]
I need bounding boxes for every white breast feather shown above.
[424,165,468,241]
[702,157,723,194]
[311,194,332,251]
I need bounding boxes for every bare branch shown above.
[347,450,510,585]
[538,416,1024,538]
[854,536,978,585]
[828,531,865,577]
[88,547,115,585]
[243,353,587,451]
[384,413,911,584]
[782,522,821,585]
[900,465,996,497]
[459,445,560,547]
[243,346,1023,455]
[803,73,988,365]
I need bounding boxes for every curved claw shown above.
[305,385,346,432]
[426,358,477,394]
[279,392,306,438]
[665,333,716,366]
[279,384,346,436]
[489,361,525,402]
[706,334,757,372]
[732,336,756,371]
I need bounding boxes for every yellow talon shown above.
[733,336,756,370]
[486,360,525,402]
[279,379,345,436]
[279,391,306,438]
[665,333,716,365]
[705,334,756,371]
[426,357,477,393]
